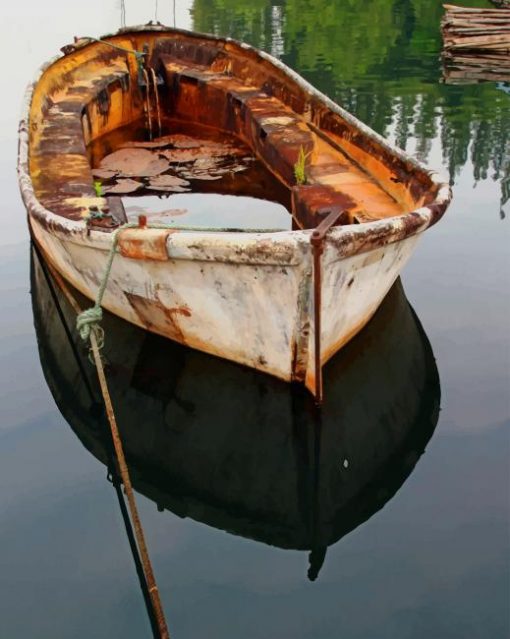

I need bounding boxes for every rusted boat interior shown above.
[28,28,440,231]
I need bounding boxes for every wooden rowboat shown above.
[18,24,451,400]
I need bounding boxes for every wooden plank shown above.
[442,4,510,82]
[443,4,510,13]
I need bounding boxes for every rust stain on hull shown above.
[125,292,187,343]
[118,228,176,261]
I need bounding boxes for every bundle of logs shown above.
[442,3,510,83]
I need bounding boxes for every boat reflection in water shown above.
[31,248,440,581]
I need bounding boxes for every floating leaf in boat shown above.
[170,135,207,149]
[231,164,250,173]
[193,157,219,171]
[159,148,206,163]
[99,148,169,177]
[148,174,190,188]
[146,174,191,192]
[158,134,240,152]
[91,168,118,180]
[188,173,224,181]
[159,143,247,164]
[119,134,206,150]
[102,179,144,194]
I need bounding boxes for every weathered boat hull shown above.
[19,25,450,396]
[31,252,440,577]
[29,216,420,392]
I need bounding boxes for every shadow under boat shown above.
[31,247,440,580]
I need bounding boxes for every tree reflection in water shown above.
[192,0,509,216]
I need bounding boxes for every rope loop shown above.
[76,305,103,341]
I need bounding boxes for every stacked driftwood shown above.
[442,4,510,83]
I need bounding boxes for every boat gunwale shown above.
[17,23,451,264]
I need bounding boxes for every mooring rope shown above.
[42,248,171,639]
[81,36,145,61]
[33,243,163,638]
[76,222,135,344]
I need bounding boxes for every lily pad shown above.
[170,135,207,149]
[102,179,144,194]
[99,148,169,177]
[159,143,247,164]
[193,157,221,171]
[119,134,206,150]
[187,173,224,181]
[148,174,190,189]
[160,148,206,163]
[91,168,118,180]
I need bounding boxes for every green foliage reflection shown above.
[192,0,509,213]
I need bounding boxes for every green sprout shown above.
[294,146,310,185]
[93,180,103,197]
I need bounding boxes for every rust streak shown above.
[118,228,175,261]
[310,209,343,403]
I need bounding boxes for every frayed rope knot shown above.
[76,306,104,347]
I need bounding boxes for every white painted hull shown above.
[30,214,420,395]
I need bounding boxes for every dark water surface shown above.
[1,1,509,638]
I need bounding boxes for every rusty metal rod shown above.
[90,332,170,638]
[142,69,154,140]
[311,242,323,403]
[34,243,163,638]
[36,250,170,639]
[109,464,162,639]
[310,210,343,404]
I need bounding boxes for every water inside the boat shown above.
[122,194,292,230]
[87,118,293,230]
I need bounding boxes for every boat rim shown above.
[17,23,452,261]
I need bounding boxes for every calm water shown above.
[1,1,509,638]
